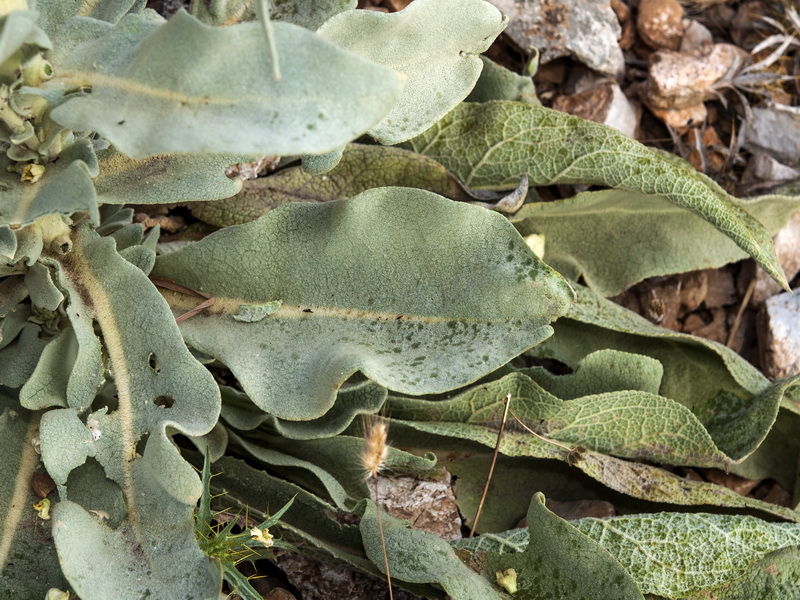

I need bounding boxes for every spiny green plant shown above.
[1,0,800,599]
[195,451,295,600]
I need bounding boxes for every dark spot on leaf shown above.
[117,120,125,125]
[303,308,313,313]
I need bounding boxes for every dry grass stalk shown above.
[360,419,393,600]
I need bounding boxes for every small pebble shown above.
[637,0,685,50]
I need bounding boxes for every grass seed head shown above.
[360,419,389,479]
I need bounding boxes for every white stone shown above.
[761,289,800,379]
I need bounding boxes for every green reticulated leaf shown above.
[39,224,222,599]
[389,371,729,467]
[404,101,788,288]
[35,0,142,39]
[390,408,800,522]
[188,144,465,227]
[481,493,645,600]
[0,11,50,66]
[512,189,800,296]
[0,140,99,228]
[152,187,574,420]
[93,147,248,205]
[318,0,507,145]
[535,284,792,462]
[523,348,664,398]
[679,546,800,600]
[0,393,69,598]
[571,513,800,598]
[49,10,404,158]
[360,499,504,599]
[221,381,387,439]
[465,55,539,105]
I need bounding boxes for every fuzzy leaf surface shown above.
[0,141,99,228]
[192,0,356,30]
[152,188,574,420]
[38,224,221,600]
[188,144,465,227]
[49,10,404,158]
[35,0,141,38]
[94,148,248,205]
[512,189,800,296]
[220,381,387,439]
[318,0,507,144]
[405,101,787,288]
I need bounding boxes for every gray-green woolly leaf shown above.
[534,284,793,462]
[227,430,351,508]
[39,223,221,599]
[465,55,539,105]
[187,144,465,228]
[191,0,355,31]
[360,499,504,599]
[318,0,507,144]
[302,145,344,174]
[152,187,574,420]
[34,0,142,39]
[0,227,16,260]
[63,457,127,528]
[20,329,74,409]
[0,307,49,388]
[481,493,645,600]
[388,371,728,467]
[574,513,800,598]
[0,140,99,227]
[49,10,404,158]
[0,393,69,598]
[0,277,28,317]
[188,421,229,463]
[405,101,788,288]
[0,11,51,66]
[251,432,438,502]
[24,262,62,310]
[679,546,800,600]
[512,189,800,296]
[93,148,248,205]
[523,349,664,398]
[221,381,387,439]
[118,244,154,274]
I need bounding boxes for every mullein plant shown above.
[2,0,800,598]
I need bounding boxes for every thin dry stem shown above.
[727,276,757,348]
[470,393,511,537]
[361,419,393,600]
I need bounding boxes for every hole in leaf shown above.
[153,395,175,409]
[148,353,161,374]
